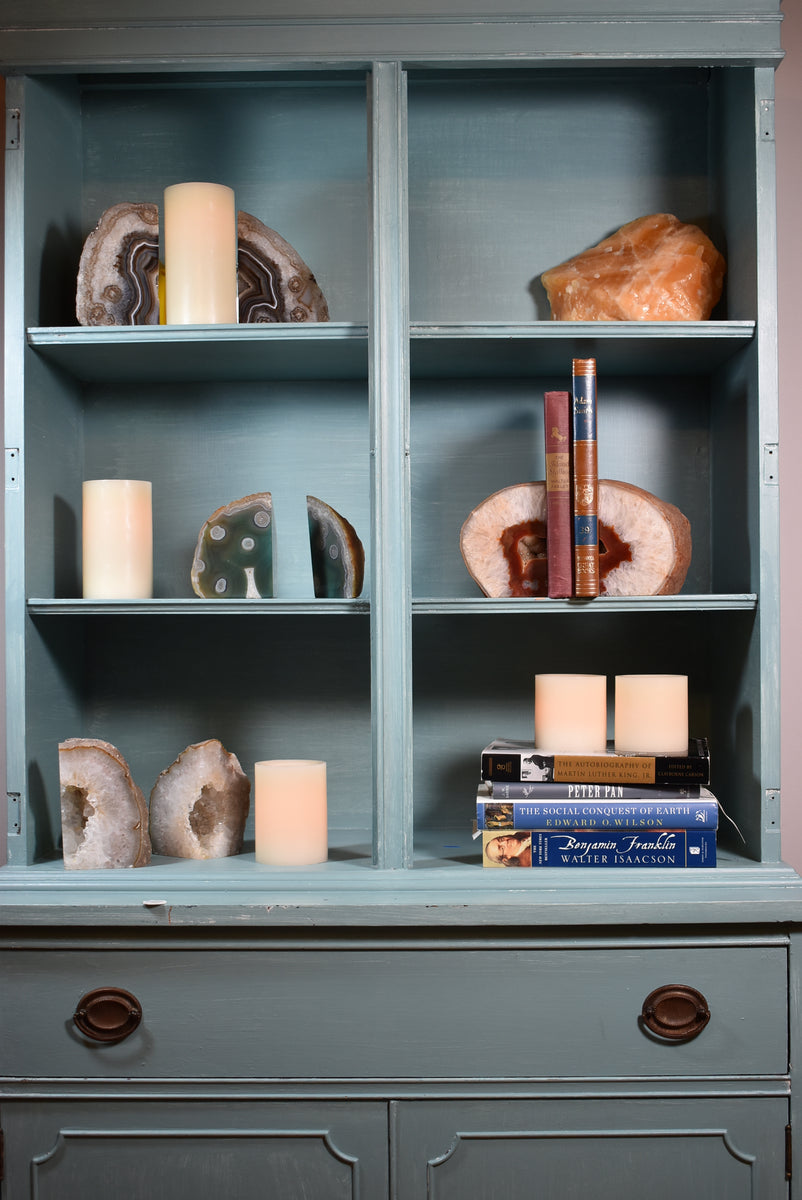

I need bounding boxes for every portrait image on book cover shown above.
[483,832,532,867]
[483,803,514,829]
[520,753,551,780]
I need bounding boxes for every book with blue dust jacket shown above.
[481,828,716,868]
[476,784,719,831]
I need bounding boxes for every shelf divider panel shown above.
[369,60,414,869]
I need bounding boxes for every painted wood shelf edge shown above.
[27,598,371,616]
[411,595,758,614]
[1,854,801,928]
[26,596,758,615]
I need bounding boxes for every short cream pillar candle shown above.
[534,674,607,752]
[163,182,238,324]
[614,674,688,754]
[82,479,153,599]
[254,759,328,866]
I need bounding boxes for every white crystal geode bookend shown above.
[149,739,251,860]
[59,737,152,869]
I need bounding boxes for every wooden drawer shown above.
[0,943,788,1080]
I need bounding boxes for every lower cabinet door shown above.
[392,1096,790,1200]
[0,1099,389,1200]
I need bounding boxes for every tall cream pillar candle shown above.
[254,759,328,865]
[614,674,688,754]
[82,479,153,599]
[534,674,607,752]
[163,182,238,324]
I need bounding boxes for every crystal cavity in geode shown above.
[149,739,251,860]
[307,495,365,598]
[76,201,161,326]
[59,737,152,869]
[191,492,274,599]
[76,203,329,326]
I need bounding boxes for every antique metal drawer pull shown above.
[641,984,711,1042]
[73,987,143,1043]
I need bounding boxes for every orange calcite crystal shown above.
[540,213,726,321]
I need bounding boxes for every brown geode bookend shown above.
[76,203,329,325]
[59,737,152,869]
[460,479,691,599]
[149,739,251,860]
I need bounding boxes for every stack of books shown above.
[476,737,717,868]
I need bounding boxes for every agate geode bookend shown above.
[149,739,251,860]
[76,203,330,326]
[192,492,365,600]
[307,495,365,599]
[59,738,152,869]
[76,202,161,326]
[191,493,274,599]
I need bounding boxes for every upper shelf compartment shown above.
[18,71,370,333]
[407,68,758,330]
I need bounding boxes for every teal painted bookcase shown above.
[1,4,800,1197]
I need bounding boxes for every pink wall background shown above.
[0,6,800,869]
[777,0,802,872]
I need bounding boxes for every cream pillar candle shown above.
[82,480,153,599]
[254,759,328,866]
[614,674,688,753]
[534,674,607,752]
[163,182,238,324]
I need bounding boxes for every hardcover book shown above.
[481,828,716,868]
[571,357,599,597]
[483,779,701,801]
[544,389,572,598]
[476,783,718,830]
[480,737,711,786]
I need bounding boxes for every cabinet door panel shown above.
[393,1097,789,1200]
[1,1100,388,1200]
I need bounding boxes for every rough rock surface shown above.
[541,213,726,321]
[149,739,251,860]
[460,479,691,598]
[59,737,152,869]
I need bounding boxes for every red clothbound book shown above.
[571,358,600,597]
[544,390,572,598]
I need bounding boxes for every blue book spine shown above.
[482,828,716,868]
[476,795,718,831]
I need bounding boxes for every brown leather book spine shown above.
[571,358,600,597]
[544,390,572,598]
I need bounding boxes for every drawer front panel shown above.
[0,945,787,1080]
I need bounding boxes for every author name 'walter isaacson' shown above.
[482,828,716,868]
